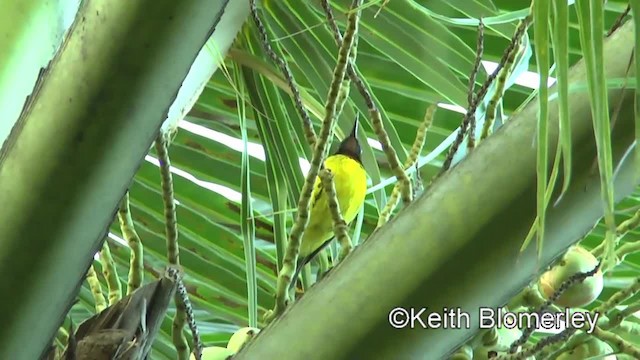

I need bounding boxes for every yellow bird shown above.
[291,116,368,289]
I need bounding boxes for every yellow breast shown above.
[299,154,367,257]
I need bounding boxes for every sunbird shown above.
[290,116,368,290]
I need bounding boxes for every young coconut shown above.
[538,246,603,308]
[472,324,534,360]
[190,346,235,360]
[555,337,615,359]
[449,344,473,360]
[227,326,260,352]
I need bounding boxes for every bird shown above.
[290,116,368,291]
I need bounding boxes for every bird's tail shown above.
[287,238,333,292]
[288,257,307,292]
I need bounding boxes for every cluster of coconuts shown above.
[469,246,607,360]
[189,327,260,360]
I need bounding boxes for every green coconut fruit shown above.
[190,346,235,360]
[227,326,260,352]
[538,246,603,308]
[473,345,537,360]
[449,344,473,360]
[473,326,533,360]
[555,337,615,359]
[473,343,537,360]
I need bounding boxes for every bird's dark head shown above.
[336,116,362,163]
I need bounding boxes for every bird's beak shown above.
[350,114,359,138]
